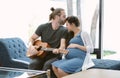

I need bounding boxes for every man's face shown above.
[59,11,66,25]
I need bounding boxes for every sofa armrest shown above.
[12,59,30,65]
[10,59,30,69]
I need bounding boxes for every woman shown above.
[52,16,94,78]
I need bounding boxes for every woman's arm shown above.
[67,32,94,53]
[67,43,86,51]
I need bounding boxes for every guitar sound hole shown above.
[37,46,42,51]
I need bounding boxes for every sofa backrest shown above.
[0,37,27,63]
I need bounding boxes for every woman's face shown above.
[66,21,72,31]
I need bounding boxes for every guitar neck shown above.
[41,48,55,51]
[41,47,68,54]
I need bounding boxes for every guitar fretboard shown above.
[41,48,55,51]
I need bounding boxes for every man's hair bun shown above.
[50,7,55,12]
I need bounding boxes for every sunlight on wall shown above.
[0,0,67,44]
[0,0,119,54]
[81,0,99,48]
[103,0,120,52]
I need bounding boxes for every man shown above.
[27,7,68,78]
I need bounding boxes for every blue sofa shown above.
[0,37,31,69]
[91,49,120,70]
[92,59,120,70]
[0,37,120,72]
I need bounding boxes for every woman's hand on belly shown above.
[67,43,79,48]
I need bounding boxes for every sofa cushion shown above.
[92,59,120,70]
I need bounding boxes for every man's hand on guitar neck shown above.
[52,49,69,55]
[52,49,60,54]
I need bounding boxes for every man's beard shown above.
[59,20,65,25]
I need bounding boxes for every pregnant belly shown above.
[65,48,86,59]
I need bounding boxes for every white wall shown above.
[103,0,120,52]
[1,0,119,53]
[0,0,67,44]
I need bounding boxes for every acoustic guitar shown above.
[26,40,68,59]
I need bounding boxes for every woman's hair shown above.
[65,16,80,27]
[49,7,64,21]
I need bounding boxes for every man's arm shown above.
[59,38,66,49]
[26,33,39,58]
[29,33,39,45]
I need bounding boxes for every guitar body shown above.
[27,40,50,59]
[27,40,68,59]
